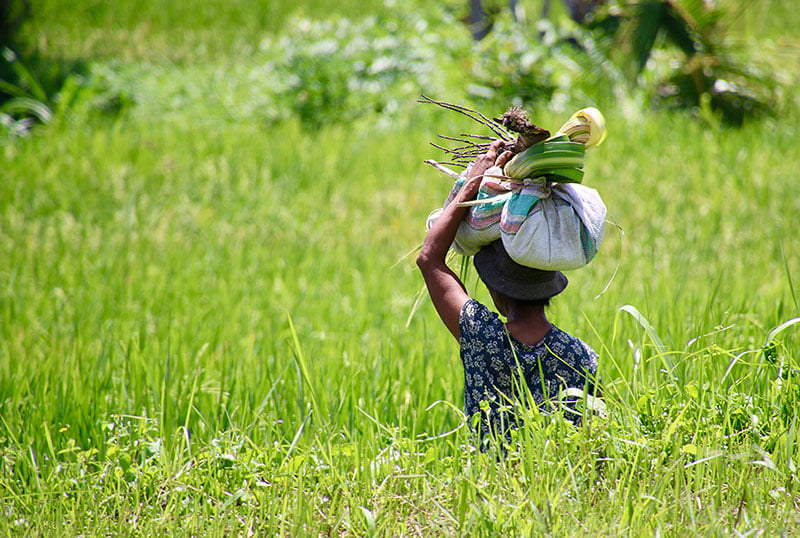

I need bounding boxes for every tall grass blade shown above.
[720,349,760,386]
[1,47,48,102]
[780,243,799,313]
[0,80,32,99]
[391,243,421,270]
[405,284,427,329]
[766,317,800,346]
[617,304,673,373]
[2,97,52,123]
[283,410,312,464]
[594,218,624,300]
[559,387,608,418]
[287,312,320,414]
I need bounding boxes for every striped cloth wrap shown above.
[427,165,607,271]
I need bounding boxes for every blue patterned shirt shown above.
[459,299,600,437]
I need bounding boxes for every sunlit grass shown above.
[16,0,447,61]
[2,0,800,535]
[3,98,799,533]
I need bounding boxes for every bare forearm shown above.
[414,139,507,338]
[415,191,473,337]
[416,180,478,268]
[417,138,507,268]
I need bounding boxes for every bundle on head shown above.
[419,95,606,185]
[421,96,609,272]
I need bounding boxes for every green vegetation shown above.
[2,0,799,535]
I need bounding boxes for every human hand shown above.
[468,139,507,181]
[458,140,513,202]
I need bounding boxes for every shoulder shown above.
[547,327,599,369]
[459,299,503,342]
[460,298,496,322]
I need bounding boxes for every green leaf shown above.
[766,318,800,346]
[360,506,377,534]
[1,47,48,103]
[631,1,668,75]
[1,97,52,123]
[287,312,319,413]
[617,304,673,373]
[0,80,33,99]
[661,6,700,56]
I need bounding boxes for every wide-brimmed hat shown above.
[473,240,568,301]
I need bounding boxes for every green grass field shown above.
[2,0,800,535]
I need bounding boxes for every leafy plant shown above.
[461,12,631,115]
[590,0,782,123]
[0,47,134,137]
[0,0,30,48]
[0,47,52,136]
[260,12,471,126]
[79,10,472,129]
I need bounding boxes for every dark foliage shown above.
[0,0,30,48]
[590,0,779,124]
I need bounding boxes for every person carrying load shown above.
[416,105,606,444]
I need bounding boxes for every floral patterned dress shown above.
[459,299,600,438]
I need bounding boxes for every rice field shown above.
[1,0,800,535]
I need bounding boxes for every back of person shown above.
[416,139,601,447]
[460,299,599,439]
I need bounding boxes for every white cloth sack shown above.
[500,181,606,270]
[427,172,606,271]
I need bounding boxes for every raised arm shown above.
[416,140,509,339]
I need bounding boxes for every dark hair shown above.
[489,286,551,309]
[513,296,551,309]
